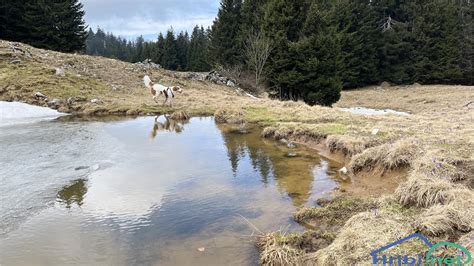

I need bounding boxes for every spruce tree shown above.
[332,0,380,88]
[209,0,243,66]
[263,0,308,100]
[161,29,179,70]
[292,1,342,106]
[187,26,211,71]
[176,31,190,70]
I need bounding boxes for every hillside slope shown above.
[0,40,258,116]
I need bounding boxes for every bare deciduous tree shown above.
[245,31,273,90]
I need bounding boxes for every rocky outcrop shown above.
[134,59,161,70]
[205,71,237,88]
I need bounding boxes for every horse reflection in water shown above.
[150,115,190,139]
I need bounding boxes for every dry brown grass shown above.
[257,232,304,266]
[458,232,474,255]
[326,135,374,156]
[415,191,474,236]
[395,174,461,208]
[169,110,189,120]
[307,211,417,265]
[349,138,420,173]
[214,108,245,124]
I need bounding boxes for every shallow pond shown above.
[0,116,342,265]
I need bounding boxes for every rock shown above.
[90,99,102,104]
[135,59,161,70]
[55,68,65,77]
[67,96,87,105]
[413,82,422,87]
[226,80,236,87]
[35,92,47,98]
[380,81,391,88]
[339,167,348,175]
[91,164,100,171]
[10,59,21,64]
[286,152,299,158]
[47,98,62,109]
[197,247,205,252]
[371,129,380,135]
[75,166,89,171]
[279,138,289,144]
[287,142,297,148]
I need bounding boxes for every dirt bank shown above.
[1,40,473,265]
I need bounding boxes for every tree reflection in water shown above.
[57,179,88,208]
[217,124,339,207]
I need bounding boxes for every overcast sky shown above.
[81,0,220,40]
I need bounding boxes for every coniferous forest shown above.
[1,0,472,106]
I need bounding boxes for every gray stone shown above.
[48,98,62,108]
[35,92,47,98]
[285,152,299,158]
[90,99,102,104]
[226,80,236,87]
[287,142,297,148]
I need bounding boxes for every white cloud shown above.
[81,0,219,39]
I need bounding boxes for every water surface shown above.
[0,116,341,265]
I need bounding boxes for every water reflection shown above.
[1,116,341,266]
[57,179,88,208]
[218,123,340,207]
[150,115,190,139]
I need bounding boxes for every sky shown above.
[81,0,220,40]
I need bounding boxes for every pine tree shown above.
[176,31,190,70]
[187,26,211,71]
[55,0,87,52]
[0,1,29,41]
[291,1,342,106]
[209,0,243,66]
[161,29,179,70]
[237,0,268,53]
[7,0,87,52]
[133,36,145,62]
[332,0,380,88]
[458,0,474,84]
[262,0,308,100]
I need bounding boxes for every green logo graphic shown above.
[426,241,472,265]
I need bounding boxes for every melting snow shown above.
[339,107,410,116]
[0,101,67,127]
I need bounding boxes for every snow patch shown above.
[0,101,67,127]
[339,107,410,116]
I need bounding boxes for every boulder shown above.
[371,129,380,135]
